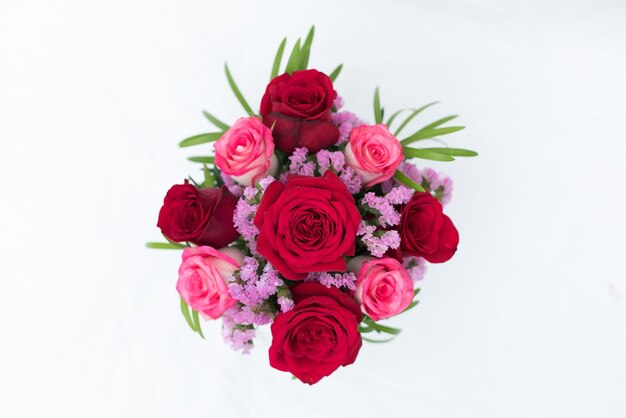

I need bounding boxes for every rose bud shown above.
[176,246,244,319]
[260,69,339,154]
[214,117,278,186]
[344,124,404,188]
[399,191,459,263]
[157,182,239,247]
[253,171,360,280]
[347,256,414,321]
[269,282,363,384]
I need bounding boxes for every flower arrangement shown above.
[148,27,477,385]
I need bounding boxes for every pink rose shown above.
[344,124,403,187]
[347,256,414,321]
[176,246,244,319]
[214,117,278,186]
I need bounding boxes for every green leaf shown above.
[202,111,229,131]
[420,147,478,157]
[393,170,425,192]
[203,163,215,188]
[363,335,396,343]
[402,300,419,313]
[284,38,301,74]
[192,309,205,339]
[403,147,456,162]
[419,115,458,132]
[393,101,439,137]
[224,63,256,116]
[187,176,201,187]
[298,26,315,70]
[179,132,222,148]
[369,322,401,335]
[373,87,382,124]
[329,64,343,82]
[187,156,215,164]
[145,242,184,249]
[414,288,421,296]
[401,126,465,144]
[386,108,410,129]
[270,37,287,80]
[357,325,374,333]
[180,297,197,332]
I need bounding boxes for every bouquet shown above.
[148,27,477,384]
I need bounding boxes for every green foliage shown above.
[385,108,410,129]
[359,316,401,343]
[299,26,315,70]
[179,133,221,148]
[401,126,465,144]
[145,242,184,249]
[202,163,215,187]
[180,297,206,339]
[403,147,456,162]
[373,87,383,124]
[180,297,197,332]
[187,156,215,164]
[192,309,205,339]
[284,38,302,74]
[224,63,256,116]
[393,101,439,136]
[393,169,425,192]
[202,111,229,131]
[329,63,343,82]
[420,147,478,157]
[270,37,287,80]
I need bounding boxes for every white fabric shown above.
[1,1,625,417]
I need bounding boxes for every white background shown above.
[1,1,625,417]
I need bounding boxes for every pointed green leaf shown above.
[187,156,215,164]
[401,126,465,144]
[224,63,256,116]
[202,111,229,131]
[373,87,382,124]
[393,101,439,137]
[270,37,287,80]
[180,297,197,332]
[414,288,421,296]
[402,300,419,313]
[419,115,458,132]
[284,38,301,74]
[145,242,184,249]
[393,170,425,192]
[187,176,201,187]
[403,147,456,161]
[386,108,410,129]
[357,325,374,333]
[192,309,205,339]
[329,64,343,82]
[420,147,478,157]
[298,26,315,70]
[203,163,215,188]
[179,132,222,148]
[369,322,401,335]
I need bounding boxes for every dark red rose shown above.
[157,181,239,247]
[269,282,363,384]
[399,191,459,263]
[260,69,339,154]
[253,171,360,280]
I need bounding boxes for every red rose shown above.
[269,282,363,384]
[399,191,459,263]
[157,181,239,247]
[253,171,360,280]
[260,69,339,154]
